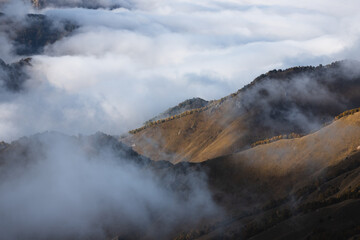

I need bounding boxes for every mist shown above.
[233,60,360,136]
[0,132,219,239]
[0,0,359,140]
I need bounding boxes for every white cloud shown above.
[1,0,360,140]
[0,133,219,239]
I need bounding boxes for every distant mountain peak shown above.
[145,97,209,124]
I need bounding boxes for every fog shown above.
[0,132,219,239]
[0,0,358,140]
[232,60,360,136]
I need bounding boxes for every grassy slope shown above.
[125,100,248,163]
[173,112,360,239]
[232,111,360,178]
[124,61,360,163]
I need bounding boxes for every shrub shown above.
[251,133,303,147]
[334,107,360,120]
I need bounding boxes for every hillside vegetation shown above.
[124,60,360,163]
[169,111,360,239]
[250,106,360,147]
[1,107,360,239]
[145,97,209,125]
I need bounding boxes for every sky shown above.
[1,0,360,140]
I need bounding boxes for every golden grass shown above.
[234,111,360,178]
[250,107,360,148]
[129,91,241,134]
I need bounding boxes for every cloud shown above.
[0,132,219,239]
[22,0,132,9]
[0,0,32,18]
[0,0,360,140]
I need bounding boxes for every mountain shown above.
[123,70,360,238]
[1,110,360,239]
[171,110,360,239]
[1,58,360,239]
[1,1,359,239]
[1,85,360,240]
[115,109,360,239]
[145,97,209,124]
[124,60,360,163]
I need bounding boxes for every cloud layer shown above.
[0,132,218,239]
[0,0,360,140]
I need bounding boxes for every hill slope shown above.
[171,111,360,239]
[146,97,209,124]
[124,60,360,163]
[1,112,360,239]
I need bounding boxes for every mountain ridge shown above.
[145,97,209,125]
[130,60,360,134]
[1,77,360,239]
[124,60,360,163]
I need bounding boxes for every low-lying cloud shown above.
[0,0,359,140]
[0,132,219,239]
